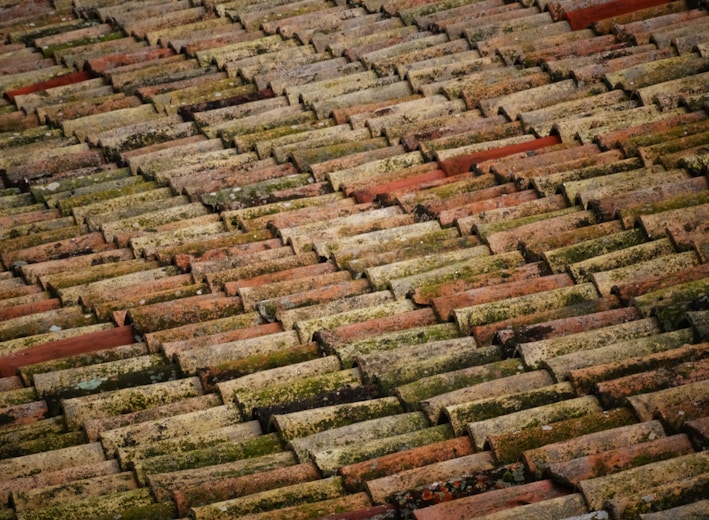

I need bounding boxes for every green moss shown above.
[42,31,125,58]
[493,408,636,466]
[57,181,157,216]
[397,358,522,406]
[238,370,358,417]
[95,502,177,520]
[547,228,646,267]
[136,433,284,479]
[0,430,86,459]
[10,19,92,44]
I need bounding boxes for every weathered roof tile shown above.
[332,321,459,369]
[517,315,661,368]
[545,326,695,383]
[1,0,708,516]
[413,478,570,520]
[579,451,709,511]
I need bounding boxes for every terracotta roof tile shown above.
[0,440,106,484]
[294,297,418,343]
[332,321,459,369]
[18,338,148,388]
[11,470,139,516]
[368,450,495,504]
[143,311,264,352]
[233,367,363,422]
[434,273,572,321]
[175,462,321,516]
[639,499,709,520]
[562,0,671,31]
[176,328,300,376]
[543,226,647,273]
[489,408,634,469]
[419,2,520,36]
[517,315,661,368]
[131,425,280,486]
[82,44,172,76]
[594,348,709,405]
[546,325,696,383]
[1,0,708,516]
[280,8,370,44]
[0,457,120,507]
[523,418,664,477]
[439,135,561,177]
[579,451,709,511]
[346,232,479,278]
[413,478,570,520]
[590,173,707,224]
[567,336,707,394]
[119,419,263,478]
[190,475,346,518]
[591,250,700,296]
[360,335,498,394]
[648,10,709,51]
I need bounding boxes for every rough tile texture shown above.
[0,0,708,519]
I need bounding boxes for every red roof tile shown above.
[2,0,709,517]
[0,324,134,378]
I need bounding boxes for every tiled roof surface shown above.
[1,0,709,518]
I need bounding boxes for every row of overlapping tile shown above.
[1,0,709,518]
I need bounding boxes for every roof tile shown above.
[628,377,709,428]
[517,315,661,369]
[568,337,708,395]
[545,326,695,383]
[591,175,708,225]
[83,394,224,445]
[435,273,574,321]
[339,434,472,491]
[294,297,417,343]
[271,6,368,43]
[333,321,460,369]
[12,471,138,514]
[101,405,239,453]
[423,368,551,423]
[17,339,148,388]
[595,351,709,407]
[489,406,637,466]
[578,451,709,510]
[569,166,691,208]
[229,365,360,415]
[568,238,675,282]
[132,429,283,488]
[606,473,709,520]
[392,250,526,305]
[120,420,265,482]
[0,458,120,508]
[439,136,561,177]
[639,499,709,520]
[0,441,105,482]
[1,0,708,516]
[366,450,493,503]
[361,337,499,394]
[543,226,645,273]
[175,462,320,516]
[413,478,569,520]
[220,254,331,295]
[62,376,204,430]
[289,410,429,463]
[176,329,300,376]
[523,418,665,478]
[190,475,346,519]
[591,250,699,296]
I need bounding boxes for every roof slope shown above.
[1,0,709,518]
